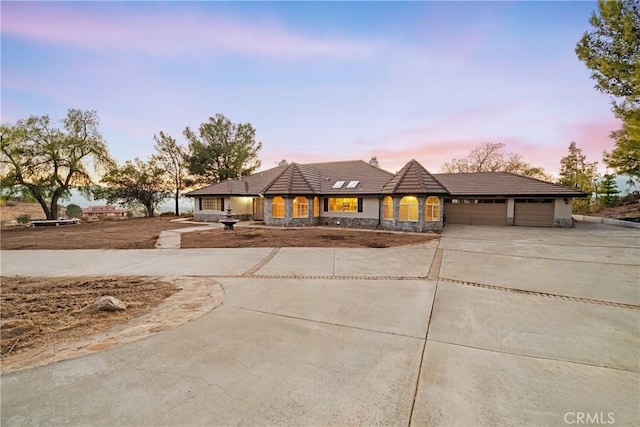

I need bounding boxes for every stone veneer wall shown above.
[194,212,251,222]
[553,218,573,228]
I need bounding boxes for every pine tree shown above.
[558,142,599,213]
[598,174,620,207]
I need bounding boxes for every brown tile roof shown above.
[308,160,394,194]
[185,165,287,196]
[433,172,588,197]
[186,161,588,199]
[381,159,448,195]
[263,163,321,195]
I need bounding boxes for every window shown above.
[293,196,308,218]
[425,196,440,222]
[201,197,224,211]
[328,197,361,212]
[272,197,285,218]
[399,196,418,221]
[383,196,393,220]
[346,180,359,189]
[332,181,345,189]
[313,197,319,218]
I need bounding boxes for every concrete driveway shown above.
[1,223,638,426]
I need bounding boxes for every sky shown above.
[1,1,621,183]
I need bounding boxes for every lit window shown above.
[201,197,224,211]
[383,196,393,220]
[272,197,285,218]
[399,196,418,221]
[329,197,358,212]
[293,196,308,218]
[332,181,345,189]
[313,197,319,218]
[425,196,440,222]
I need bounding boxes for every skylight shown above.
[346,180,359,189]
[332,181,345,189]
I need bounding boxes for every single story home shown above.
[83,205,128,219]
[186,158,586,231]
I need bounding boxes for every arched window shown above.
[399,196,418,221]
[313,197,319,218]
[293,196,308,218]
[425,196,440,222]
[272,197,285,218]
[383,196,393,220]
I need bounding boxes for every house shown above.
[82,205,128,219]
[185,158,586,231]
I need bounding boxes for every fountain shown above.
[220,206,239,230]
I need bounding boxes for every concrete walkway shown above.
[1,223,638,426]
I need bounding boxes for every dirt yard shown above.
[0,276,177,362]
[1,217,195,250]
[181,226,437,248]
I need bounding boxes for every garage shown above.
[514,199,554,227]
[444,199,507,225]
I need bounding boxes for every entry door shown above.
[253,198,265,220]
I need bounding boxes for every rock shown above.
[94,296,126,311]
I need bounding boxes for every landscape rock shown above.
[94,296,126,311]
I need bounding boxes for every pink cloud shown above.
[2,3,378,59]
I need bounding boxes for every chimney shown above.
[369,156,380,168]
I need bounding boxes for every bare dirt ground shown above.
[0,276,177,364]
[1,216,195,250]
[182,226,437,248]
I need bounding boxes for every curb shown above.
[572,214,640,229]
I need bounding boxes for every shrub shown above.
[66,203,83,219]
[16,214,31,224]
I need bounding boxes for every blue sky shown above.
[1,1,618,179]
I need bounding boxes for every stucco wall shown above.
[554,197,574,227]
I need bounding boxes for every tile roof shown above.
[186,161,588,199]
[308,160,394,194]
[433,172,588,197]
[185,165,287,196]
[263,163,321,195]
[381,159,448,194]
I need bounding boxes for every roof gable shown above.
[381,159,448,194]
[263,163,321,195]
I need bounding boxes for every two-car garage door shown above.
[444,200,507,225]
[445,198,555,226]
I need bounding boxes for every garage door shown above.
[444,200,507,225]
[514,199,554,227]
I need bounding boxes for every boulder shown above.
[94,296,126,311]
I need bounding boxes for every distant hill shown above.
[0,201,62,223]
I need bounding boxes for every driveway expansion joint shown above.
[232,306,425,340]
[440,278,640,310]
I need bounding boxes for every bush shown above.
[16,214,31,224]
[66,203,83,219]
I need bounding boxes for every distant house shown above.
[82,205,128,219]
[186,158,586,231]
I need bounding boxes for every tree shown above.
[576,0,640,184]
[184,114,262,184]
[152,131,189,216]
[0,109,114,220]
[66,203,83,219]
[558,142,599,190]
[558,142,599,213]
[97,158,169,217]
[440,142,552,181]
[597,173,620,206]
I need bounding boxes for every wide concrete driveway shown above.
[1,223,638,426]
